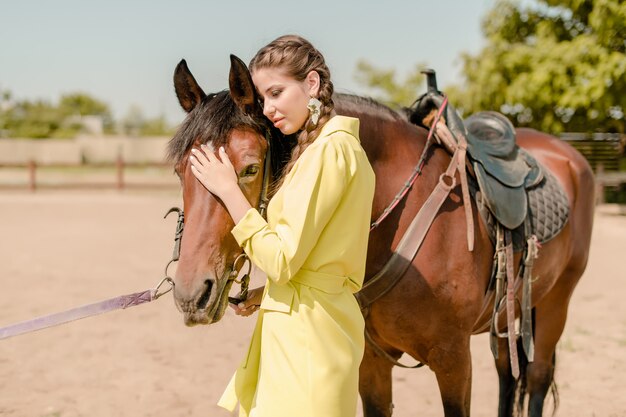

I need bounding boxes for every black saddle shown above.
[411,87,542,230]
[465,111,543,229]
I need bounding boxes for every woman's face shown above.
[252,67,319,135]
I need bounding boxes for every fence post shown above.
[595,163,605,205]
[28,160,37,192]
[116,151,125,191]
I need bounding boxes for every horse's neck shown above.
[336,106,429,169]
[334,98,452,198]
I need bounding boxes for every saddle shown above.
[409,74,569,378]
[414,93,543,230]
[465,111,544,229]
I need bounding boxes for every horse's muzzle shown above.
[173,274,233,326]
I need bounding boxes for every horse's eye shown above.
[241,165,260,177]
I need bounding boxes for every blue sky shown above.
[0,0,497,125]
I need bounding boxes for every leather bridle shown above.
[166,129,273,305]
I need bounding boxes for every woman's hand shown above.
[189,144,253,224]
[230,286,264,317]
[189,145,238,199]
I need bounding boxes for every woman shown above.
[189,35,375,417]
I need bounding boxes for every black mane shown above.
[167,90,295,179]
[166,90,267,167]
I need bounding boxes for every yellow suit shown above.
[218,116,375,417]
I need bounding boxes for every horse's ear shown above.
[174,59,207,113]
[229,54,260,115]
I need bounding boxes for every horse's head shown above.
[167,56,286,325]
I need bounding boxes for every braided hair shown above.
[249,35,335,186]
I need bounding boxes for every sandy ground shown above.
[0,191,624,417]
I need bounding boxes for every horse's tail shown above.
[514,335,560,416]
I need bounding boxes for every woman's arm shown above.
[190,135,355,285]
[230,134,353,284]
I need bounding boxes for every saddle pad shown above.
[472,164,570,252]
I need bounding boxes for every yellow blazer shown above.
[218,116,375,417]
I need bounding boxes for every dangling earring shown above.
[307,97,322,127]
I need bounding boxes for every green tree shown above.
[58,93,109,117]
[139,115,174,136]
[448,0,626,134]
[0,89,12,137]
[354,59,427,108]
[58,93,114,133]
[0,91,116,138]
[122,105,172,137]
[2,99,65,138]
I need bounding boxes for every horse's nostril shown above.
[196,279,213,310]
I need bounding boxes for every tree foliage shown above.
[121,105,174,137]
[0,90,172,138]
[0,91,112,138]
[354,59,427,108]
[58,93,110,118]
[449,0,626,134]
[0,97,69,139]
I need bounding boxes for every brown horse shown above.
[167,57,595,417]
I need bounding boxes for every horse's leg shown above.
[359,341,395,417]
[524,272,577,417]
[493,337,516,417]
[429,336,472,417]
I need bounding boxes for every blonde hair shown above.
[250,35,334,183]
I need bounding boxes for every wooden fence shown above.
[1,134,624,202]
[594,165,626,204]
[559,133,625,204]
[560,132,624,172]
[0,155,177,191]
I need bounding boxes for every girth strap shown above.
[505,229,520,379]
[488,226,520,378]
[490,226,505,357]
[521,235,539,361]
[364,325,424,369]
[489,222,539,379]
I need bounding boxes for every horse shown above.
[166,56,595,417]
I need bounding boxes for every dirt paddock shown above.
[0,191,624,417]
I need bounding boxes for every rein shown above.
[369,97,448,231]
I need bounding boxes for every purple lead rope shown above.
[0,278,173,341]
